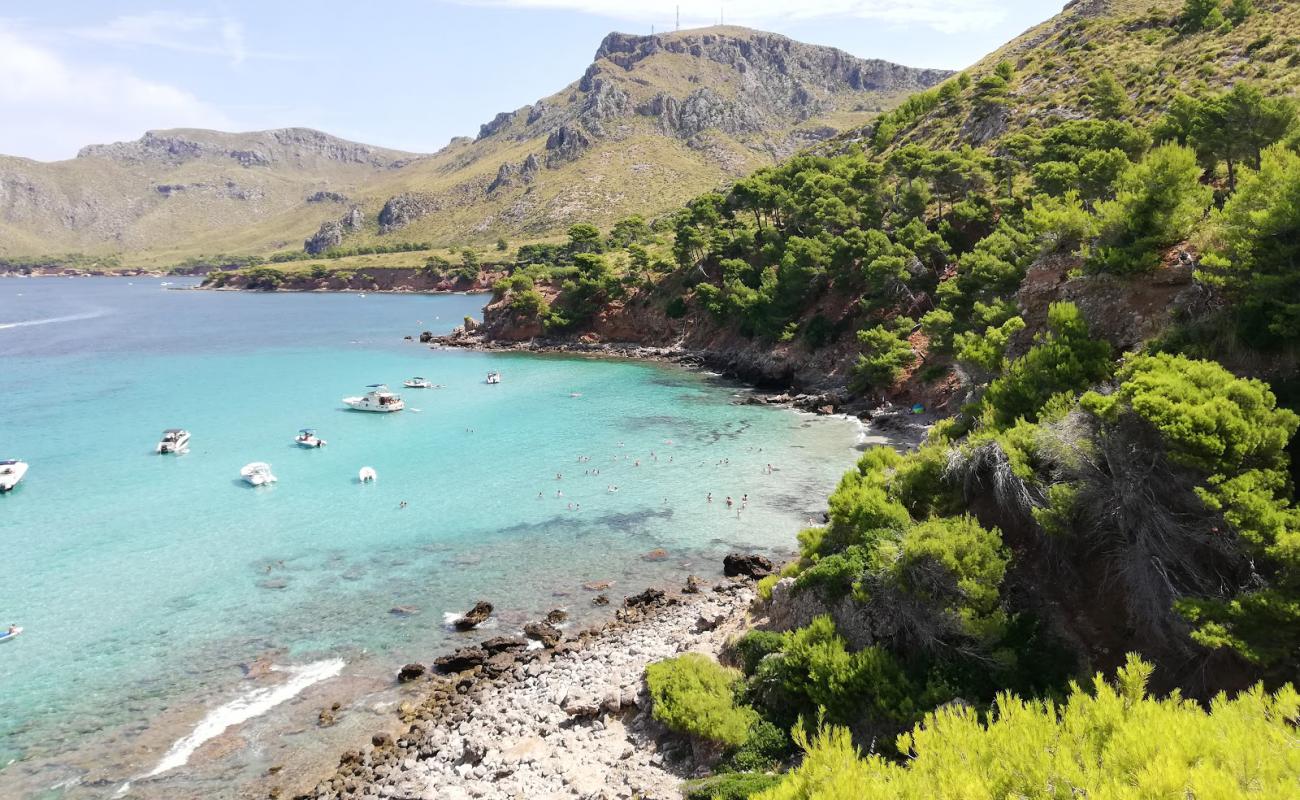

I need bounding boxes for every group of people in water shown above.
[534,439,772,518]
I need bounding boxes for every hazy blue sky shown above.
[0,1,1063,161]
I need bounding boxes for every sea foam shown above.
[145,658,345,777]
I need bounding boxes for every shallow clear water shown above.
[0,278,860,798]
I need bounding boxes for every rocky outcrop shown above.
[307,190,349,203]
[433,646,489,674]
[544,124,591,167]
[304,206,365,254]
[452,601,494,631]
[477,111,515,140]
[305,221,345,254]
[723,553,775,579]
[523,621,563,648]
[397,663,426,683]
[378,192,439,232]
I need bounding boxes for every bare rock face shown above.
[544,124,591,167]
[378,192,439,232]
[304,220,345,254]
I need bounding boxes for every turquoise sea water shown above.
[0,278,860,798]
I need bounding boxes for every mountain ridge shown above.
[0,26,949,265]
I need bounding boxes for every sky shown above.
[0,1,1064,162]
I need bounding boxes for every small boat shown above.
[403,377,433,389]
[156,429,191,454]
[240,462,277,486]
[485,371,501,385]
[0,460,28,492]
[343,384,405,413]
[295,428,327,448]
[358,466,377,483]
[0,626,22,643]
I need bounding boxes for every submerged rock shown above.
[723,553,774,579]
[592,594,610,606]
[545,608,569,625]
[452,600,494,631]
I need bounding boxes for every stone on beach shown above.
[434,646,489,673]
[302,582,756,800]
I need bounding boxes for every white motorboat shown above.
[295,428,327,448]
[240,462,277,486]
[485,371,501,384]
[358,466,377,483]
[403,377,433,389]
[0,460,28,492]
[156,428,191,454]
[342,384,405,412]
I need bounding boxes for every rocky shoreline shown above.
[291,577,760,800]
[422,328,870,419]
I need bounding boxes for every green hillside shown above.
[467,2,1300,794]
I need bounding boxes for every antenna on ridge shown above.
[676,5,680,31]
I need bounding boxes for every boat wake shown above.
[143,658,345,779]
[0,310,107,331]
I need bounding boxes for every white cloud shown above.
[0,23,233,161]
[454,0,1007,35]
[71,11,293,65]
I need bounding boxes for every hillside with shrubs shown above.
[467,0,1300,796]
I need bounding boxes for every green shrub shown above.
[645,654,758,747]
[1088,144,1213,273]
[851,318,915,392]
[723,718,791,772]
[756,655,1300,800]
[983,302,1112,427]
[734,630,786,675]
[683,772,781,800]
[1081,353,1300,668]
[1198,145,1300,348]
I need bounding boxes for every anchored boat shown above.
[295,428,327,448]
[240,462,277,486]
[156,429,191,454]
[0,460,28,492]
[343,384,405,412]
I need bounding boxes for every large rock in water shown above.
[453,600,494,631]
[724,553,775,579]
[523,621,562,648]
[397,662,426,683]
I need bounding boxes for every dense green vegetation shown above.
[625,3,1300,797]
[756,655,1300,799]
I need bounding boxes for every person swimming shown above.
[726,496,734,507]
